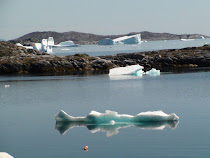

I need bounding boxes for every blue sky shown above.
[0,0,210,40]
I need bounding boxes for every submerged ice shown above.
[55,110,179,137]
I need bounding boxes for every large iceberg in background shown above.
[109,64,144,76]
[113,34,141,44]
[55,110,179,137]
[98,34,141,45]
[33,37,54,53]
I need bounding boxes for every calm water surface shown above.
[52,38,210,56]
[0,71,210,158]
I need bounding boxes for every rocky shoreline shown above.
[0,41,210,75]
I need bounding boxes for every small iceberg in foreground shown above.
[55,110,179,137]
[108,65,160,79]
[55,110,179,123]
[109,64,144,76]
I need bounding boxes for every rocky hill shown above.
[9,31,209,46]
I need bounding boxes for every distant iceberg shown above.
[55,110,179,123]
[58,40,74,46]
[53,40,80,48]
[180,39,194,41]
[98,34,141,45]
[33,37,54,53]
[109,64,144,76]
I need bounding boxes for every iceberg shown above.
[145,68,160,76]
[97,38,114,45]
[33,37,54,53]
[109,64,144,76]
[57,40,75,46]
[55,110,179,137]
[98,34,141,45]
[55,110,179,123]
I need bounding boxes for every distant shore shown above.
[9,31,209,46]
[0,41,210,75]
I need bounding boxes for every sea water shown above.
[0,71,210,158]
[52,38,210,56]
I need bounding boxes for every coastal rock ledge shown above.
[0,41,210,75]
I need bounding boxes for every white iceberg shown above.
[57,40,75,46]
[55,110,179,137]
[145,68,160,76]
[55,110,179,123]
[98,34,141,45]
[33,37,54,53]
[109,64,144,76]
[113,34,141,44]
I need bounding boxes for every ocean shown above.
[0,39,210,158]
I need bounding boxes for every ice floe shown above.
[108,65,160,79]
[109,64,144,76]
[55,110,179,123]
[55,110,179,136]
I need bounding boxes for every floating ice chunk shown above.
[55,110,179,124]
[4,85,10,88]
[109,65,144,76]
[145,68,160,76]
[55,110,179,136]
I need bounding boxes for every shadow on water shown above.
[55,121,179,137]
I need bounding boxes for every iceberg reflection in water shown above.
[55,121,179,137]
[55,110,179,137]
